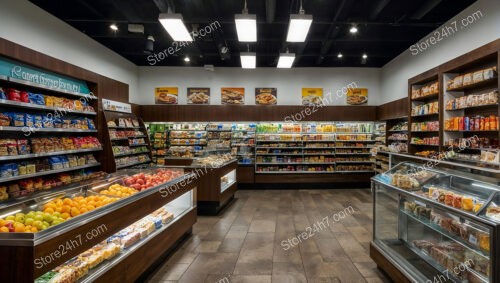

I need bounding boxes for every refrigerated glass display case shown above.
[371,162,500,283]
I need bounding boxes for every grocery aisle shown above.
[147,189,390,283]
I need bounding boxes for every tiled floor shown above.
[147,189,391,283]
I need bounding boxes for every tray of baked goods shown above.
[374,162,442,191]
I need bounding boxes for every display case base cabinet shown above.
[190,161,238,215]
[93,209,197,283]
[0,174,198,282]
[370,242,412,283]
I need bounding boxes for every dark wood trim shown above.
[140,105,377,122]
[376,98,408,121]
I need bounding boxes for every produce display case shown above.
[0,167,198,283]
[371,162,500,283]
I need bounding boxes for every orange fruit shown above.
[0,227,9,233]
[63,198,73,206]
[61,213,71,220]
[14,223,25,233]
[31,227,38,233]
[44,207,54,214]
[86,205,95,211]
[70,207,80,217]
[55,206,63,213]
[61,205,71,214]
[79,207,88,214]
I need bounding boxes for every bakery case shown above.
[371,162,500,283]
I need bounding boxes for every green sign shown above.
[0,56,90,94]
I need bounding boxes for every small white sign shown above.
[102,99,132,113]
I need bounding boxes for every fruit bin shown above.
[0,167,198,282]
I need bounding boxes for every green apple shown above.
[25,218,34,226]
[5,215,15,221]
[52,212,61,218]
[43,214,53,223]
[15,215,25,223]
[33,221,43,230]
[34,215,44,222]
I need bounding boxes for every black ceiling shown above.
[29,0,476,67]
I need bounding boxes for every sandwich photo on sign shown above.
[187,88,210,104]
[155,87,178,104]
[255,88,277,105]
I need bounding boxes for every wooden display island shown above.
[162,159,238,215]
[193,159,238,215]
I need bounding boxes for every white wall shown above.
[136,67,381,105]
[0,0,138,96]
[380,0,500,104]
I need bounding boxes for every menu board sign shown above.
[346,88,368,105]
[155,87,178,104]
[221,88,245,104]
[255,88,277,105]
[301,88,323,106]
[187,88,210,104]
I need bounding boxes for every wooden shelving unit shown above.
[103,101,153,172]
[408,68,442,156]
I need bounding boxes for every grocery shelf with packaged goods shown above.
[0,62,103,204]
[206,122,234,156]
[103,102,153,172]
[370,158,500,283]
[374,122,386,146]
[255,122,375,174]
[231,122,256,165]
[409,69,442,157]
[147,123,172,166]
[167,122,207,160]
[442,50,499,168]
[0,166,197,282]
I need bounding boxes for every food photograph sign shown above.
[255,88,277,105]
[346,88,368,105]
[301,88,323,106]
[221,87,245,104]
[155,87,178,104]
[187,88,210,104]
